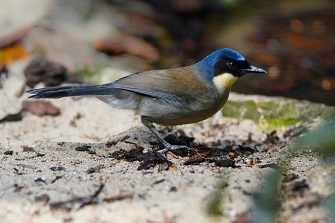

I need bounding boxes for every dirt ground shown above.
[1,74,334,222]
[1,1,334,222]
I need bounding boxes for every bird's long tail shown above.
[27,84,114,99]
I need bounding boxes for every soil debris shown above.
[0,110,23,123]
[50,184,105,211]
[75,145,95,154]
[111,147,172,170]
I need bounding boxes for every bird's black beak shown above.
[244,65,267,74]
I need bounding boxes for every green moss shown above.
[76,66,96,78]
[33,45,47,58]
[75,67,129,84]
[222,97,335,131]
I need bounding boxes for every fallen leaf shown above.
[0,44,29,64]
[94,34,159,63]
[22,100,60,117]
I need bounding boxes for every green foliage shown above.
[295,115,335,157]
[76,66,96,78]
[252,170,281,223]
[208,113,335,222]
[293,115,335,222]
[33,45,47,58]
[324,193,335,221]
[206,181,228,217]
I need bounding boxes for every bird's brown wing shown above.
[107,66,207,101]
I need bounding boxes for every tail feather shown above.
[27,85,114,99]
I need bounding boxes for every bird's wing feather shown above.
[107,66,207,101]
[109,85,180,101]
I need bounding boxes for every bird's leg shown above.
[141,117,189,153]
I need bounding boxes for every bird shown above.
[27,48,266,153]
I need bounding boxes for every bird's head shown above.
[196,48,266,90]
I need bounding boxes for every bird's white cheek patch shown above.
[213,72,238,92]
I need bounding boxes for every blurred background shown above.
[1,0,334,105]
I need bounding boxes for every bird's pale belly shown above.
[151,109,218,126]
[141,91,230,126]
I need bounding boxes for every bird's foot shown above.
[157,144,189,154]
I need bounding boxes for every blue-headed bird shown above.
[27,48,266,153]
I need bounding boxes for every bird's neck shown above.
[213,72,238,93]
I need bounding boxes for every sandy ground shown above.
[1,68,334,222]
[0,1,334,221]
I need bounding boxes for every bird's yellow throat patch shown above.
[213,72,238,92]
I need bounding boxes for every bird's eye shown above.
[227,62,236,69]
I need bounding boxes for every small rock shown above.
[50,166,66,171]
[86,167,97,174]
[170,186,178,192]
[0,110,23,123]
[213,156,235,167]
[3,150,13,155]
[35,194,50,203]
[75,145,95,154]
[21,145,36,153]
[22,100,60,117]
[34,177,47,184]
[24,58,67,88]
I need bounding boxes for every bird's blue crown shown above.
[196,48,246,79]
